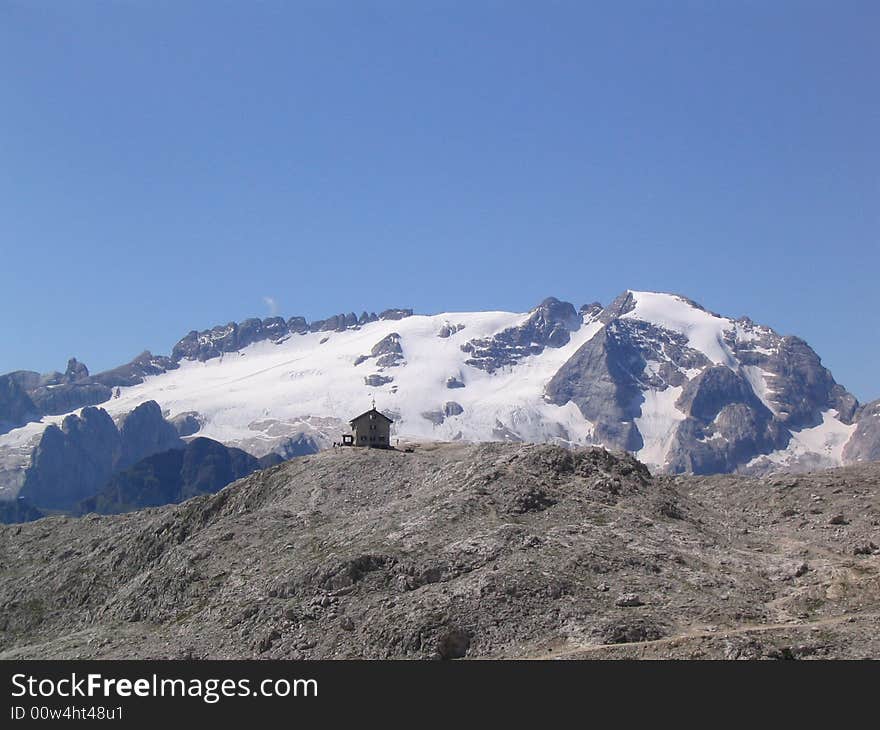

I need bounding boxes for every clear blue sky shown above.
[1,1,877,401]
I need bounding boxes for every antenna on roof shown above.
[371,395,376,410]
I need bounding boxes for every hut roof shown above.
[349,407,393,425]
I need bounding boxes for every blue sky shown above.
[1,1,878,400]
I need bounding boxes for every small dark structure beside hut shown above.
[343,407,393,448]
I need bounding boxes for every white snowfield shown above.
[77,309,604,453]
[0,291,859,489]
[622,291,738,367]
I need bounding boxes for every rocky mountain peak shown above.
[64,358,90,383]
[579,302,603,318]
[460,296,581,373]
[599,290,637,323]
[546,289,863,473]
[0,375,38,433]
[843,400,880,463]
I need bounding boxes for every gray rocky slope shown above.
[1,442,877,660]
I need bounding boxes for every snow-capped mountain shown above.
[1,291,878,504]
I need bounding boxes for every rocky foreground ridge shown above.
[1,442,877,660]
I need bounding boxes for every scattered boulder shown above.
[436,629,470,660]
[853,542,879,556]
[615,593,644,607]
[599,618,664,644]
[508,486,556,514]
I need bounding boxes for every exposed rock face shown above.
[355,334,404,370]
[665,366,790,474]
[4,371,42,391]
[1,442,877,660]
[170,412,202,438]
[19,401,182,511]
[422,401,465,425]
[580,302,603,318]
[20,407,122,511]
[546,290,860,473]
[28,381,113,417]
[171,313,331,361]
[444,401,464,417]
[79,437,271,515]
[169,311,386,346]
[0,375,39,434]
[309,313,358,333]
[676,365,764,421]
[93,351,179,388]
[843,400,880,463]
[0,352,177,425]
[262,316,289,340]
[372,333,403,359]
[445,376,465,389]
[271,433,321,459]
[117,400,183,469]
[172,322,249,361]
[2,350,181,432]
[728,323,858,428]
[598,290,638,322]
[372,334,404,368]
[238,318,265,346]
[379,308,413,321]
[545,324,648,452]
[364,374,393,387]
[437,323,465,338]
[462,297,581,373]
[173,324,231,361]
[3,353,180,433]
[286,316,309,334]
[64,358,90,382]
